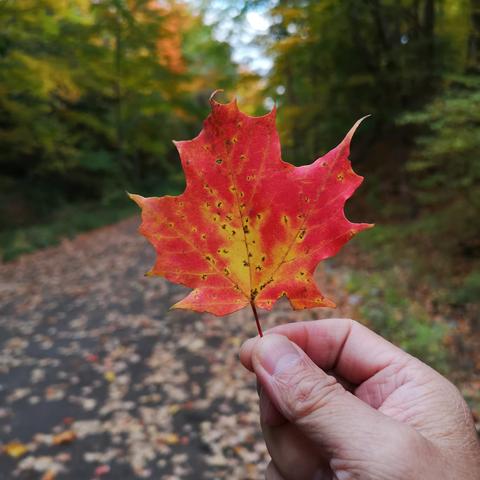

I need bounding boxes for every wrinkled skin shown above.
[240,319,480,480]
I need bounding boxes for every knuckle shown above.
[274,360,341,420]
[349,318,359,328]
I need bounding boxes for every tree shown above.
[0,0,238,228]
[249,0,466,165]
[398,1,480,256]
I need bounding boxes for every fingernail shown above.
[256,334,300,376]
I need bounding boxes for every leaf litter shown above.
[1,213,476,478]
[1,219,335,478]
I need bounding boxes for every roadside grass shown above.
[350,222,480,416]
[344,268,449,374]
[0,178,185,263]
[0,201,136,262]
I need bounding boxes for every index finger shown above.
[240,318,411,385]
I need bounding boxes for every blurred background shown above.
[0,0,479,478]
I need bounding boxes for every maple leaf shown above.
[51,430,76,445]
[130,93,372,333]
[2,441,28,458]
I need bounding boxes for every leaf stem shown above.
[250,301,263,337]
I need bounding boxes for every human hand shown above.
[240,319,480,480]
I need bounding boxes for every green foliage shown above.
[451,269,480,304]
[398,75,480,260]
[0,175,185,262]
[400,76,480,205]
[0,201,134,262]
[249,0,479,328]
[345,269,449,372]
[257,0,468,163]
[0,0,238,237]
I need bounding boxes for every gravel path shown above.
[0,218,356,480]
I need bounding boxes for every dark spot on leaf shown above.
[243,260,249,267]
[201,274,207,280]
[243,225,250,234]
[259,278,274,290]
[216,158,223,164]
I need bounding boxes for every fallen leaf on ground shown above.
[104,371,116,382]
[94,464,111,476]
[3,441,28,458]
[52,431,76,446]
[157,433,179,445]
[41,470,56,480]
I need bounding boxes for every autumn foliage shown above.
[131,94,372,323]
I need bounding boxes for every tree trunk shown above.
[468,0,480,71]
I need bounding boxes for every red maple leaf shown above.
[130,94,372,335]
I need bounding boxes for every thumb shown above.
[251,334,407,456]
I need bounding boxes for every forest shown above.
[0,1,479,477]
[1,0,478,265]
